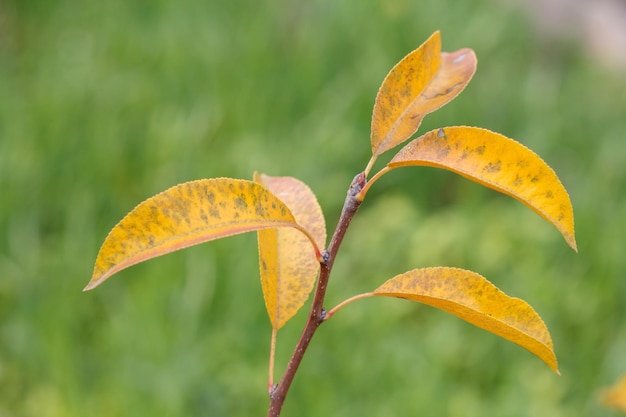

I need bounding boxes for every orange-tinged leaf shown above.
[86,178,320,291]
[370,31,477,156]
[373,267,559,373]
[600,374,626,413]
[255,173,326,329]
[388,126,577,250]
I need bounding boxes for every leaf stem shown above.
[267,172,367,417]
[357,166,392,201]
[364,155,378,178]
[324,292,375,321]
[268,327,277,393]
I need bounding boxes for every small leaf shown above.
[600,374,626,413]
[370,31,477,157]
[86,178,320,291]
[388,126,577,250]
[373,267,559,373]
[255,173,327,329]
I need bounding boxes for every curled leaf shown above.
[388,126,576,250]
[86,178,321,291]
[373,267,559,373]
[255,173,327,329]
[370,31,477,157]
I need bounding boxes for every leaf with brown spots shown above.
[372,267,559,373]
[85,178,322,291]
[255,173,327,329]
[388,126,577,250]
[370,31,477,157]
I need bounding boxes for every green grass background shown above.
[1,0,625,416]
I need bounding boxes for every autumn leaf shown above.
[255,173,327,329]
[600,374,626,413]
[372,267,559,373]
[86,178,322,291]
[387,126,577,250]
[370,31,477,158]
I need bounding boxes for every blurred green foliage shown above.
[1,0,625,416]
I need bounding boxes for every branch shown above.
[267,172,367,417]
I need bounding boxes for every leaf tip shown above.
[569,236,578,253]
[84,269,111,291]
[562,228,577,252]
[83,275,104,291]
[543,347,560,375]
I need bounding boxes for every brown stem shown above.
[267,172,367,417]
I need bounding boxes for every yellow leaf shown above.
[388,126,577,251]
[370,31,477,157]
[255,173,326,329]
[373,267,559,373]
[86,178,320,291]
[600,374,626,413]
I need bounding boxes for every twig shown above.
[267,172,367,417]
